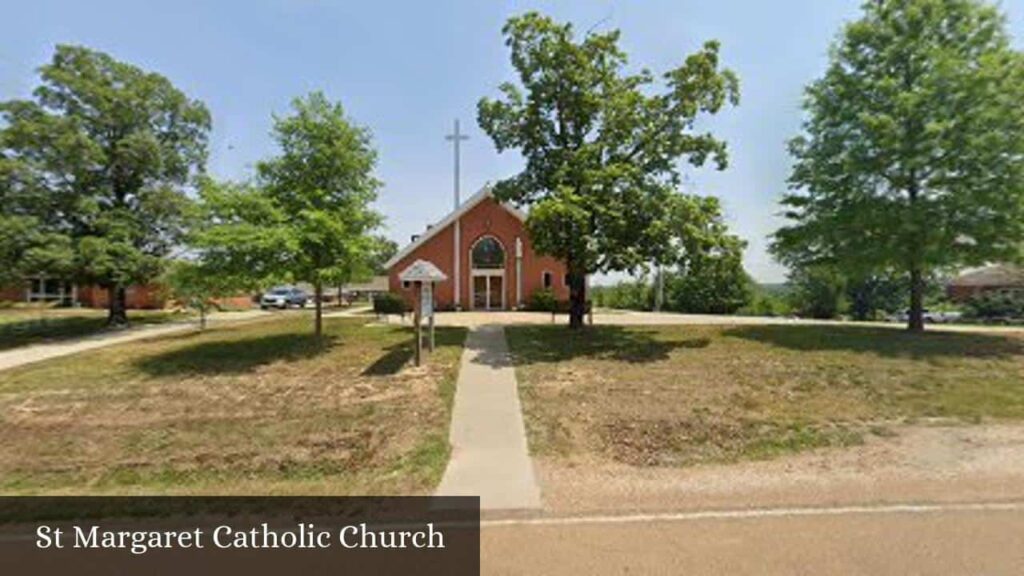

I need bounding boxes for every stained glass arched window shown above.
[471,237,505,269]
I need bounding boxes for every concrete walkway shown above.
[436,325,542,511]
[0,309,274,372]
[0,306,375,373]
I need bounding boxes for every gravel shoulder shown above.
[534,424,1024,515]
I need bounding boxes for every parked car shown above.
[260,286,309,309]
[888,309,962,324]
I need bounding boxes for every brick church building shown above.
[384,186,569,311]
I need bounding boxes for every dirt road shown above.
[482,426,1024,574]
[481,503,1024,575]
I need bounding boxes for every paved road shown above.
[428,309,1024,334]
[436,325,541,511]
[481,503,1024,575]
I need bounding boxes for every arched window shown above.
[471,237,505,269]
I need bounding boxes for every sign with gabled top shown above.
[398,259,448,283]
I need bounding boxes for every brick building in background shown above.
[0,277,254,310]
[0,277,166,309]
[384,186,569,311]
[947,264,1024,301]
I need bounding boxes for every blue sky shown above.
[3,1,1023,282]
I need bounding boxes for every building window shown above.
[471,236,505,269]
[564,273,571,287]
[402,280,411,289]
[542,271,553,289]
[27,276,74,305]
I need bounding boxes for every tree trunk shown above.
[199,305,208,331]
[568,271,586,330]
[908,266,925,332]
[107,284,128,327]
[654,265,664,312]
[905,168,924,333]
[314,281,324,338]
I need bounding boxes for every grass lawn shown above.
[506,324,1024,467]
[0,307,191,351]
[0,316,466,495]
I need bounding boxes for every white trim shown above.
[383,185,526,270]
[470,271,506,310]
[468,234,508,311]
[453,219,461,308]
[469,234,507,271]
[515,237,523,308]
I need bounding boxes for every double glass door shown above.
[472,274,504,310]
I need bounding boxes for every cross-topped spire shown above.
[444,118,469,210]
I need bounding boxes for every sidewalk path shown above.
[0,309,270,372]
[436,325,542,511]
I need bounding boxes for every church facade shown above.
[384,186,569,311]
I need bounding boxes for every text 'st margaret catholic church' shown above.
[384,186,569,311]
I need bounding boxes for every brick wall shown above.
[388,196,569,310]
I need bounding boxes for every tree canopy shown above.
[478,12,740,327]
[0,45,210,324]
[193,93,382,336]
[772,0,1024,331]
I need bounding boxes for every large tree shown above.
[0,45,210,325]
[772,0,1024,331]
[478,12,740,328]
[664,233,752,315]
[194,93,382,337]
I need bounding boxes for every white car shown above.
[889,309,961,324]
[260,286,309,309]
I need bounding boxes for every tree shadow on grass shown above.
[722,324,1024,360]
[135,333,337,377]
[506,325,709,366]
[361,327,467,376]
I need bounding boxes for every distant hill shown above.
[755,282,791,296]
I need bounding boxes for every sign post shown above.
[414,281,422,366]
[421,282,435,352]
[398,260,447,367]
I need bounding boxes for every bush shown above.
[964,289,1024,320]
[591,281,652,311]
[526,288,557,312]
[787,266,846,319]
[664,266,752,315]
[373,292,409,315]
[738,291,792,317]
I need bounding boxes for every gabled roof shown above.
[383,185,526,270]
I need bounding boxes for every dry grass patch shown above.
[0,316,465,495]
[507,324,1024,467]
[0,307,191,351]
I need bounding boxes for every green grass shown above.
[0,316,466,495]
[0,308,191,351]
[506,324,1024,467]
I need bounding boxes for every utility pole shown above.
[445,119,469,210]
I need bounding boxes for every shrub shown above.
[373,292,409,315]
[787,266,846,319]
[964,289,1024,320]
[738,291,792,317]
[526,288,557,312]
[591,281,652,311]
